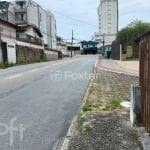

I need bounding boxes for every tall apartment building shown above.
[98,0,118,45]
[0,0,57,49]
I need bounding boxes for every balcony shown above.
[14,7,27,13]
[17,35,43,46]
[15,20,27,25]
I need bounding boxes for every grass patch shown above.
[77,112,84,120]
[82,102,92,112]
[103,98,122,111]
[80,125,93,132]
[0,63,14,69]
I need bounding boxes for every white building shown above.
[46,11,57,49]
[97,0,118,45]
[15,0,57,49]
[0,0,57,49]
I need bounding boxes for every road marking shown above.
[29,68,41,72]
[3,58,80,80]
[5,73,23,80]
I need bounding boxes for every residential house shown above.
[0,19,44,63]
[16,24,43,46]
[0,19,17,63]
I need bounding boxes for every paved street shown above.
[0,55,97,150]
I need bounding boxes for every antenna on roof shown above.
[27,0,32,6]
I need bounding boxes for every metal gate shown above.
[1,42,8,63]
[140,39,150,135]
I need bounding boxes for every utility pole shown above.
[71,30,73,58]
[102,33,105,55]
[117,0,119,33]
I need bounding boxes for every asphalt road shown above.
[0,55,97,150]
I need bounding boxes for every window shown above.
[0,2,8,9]
[0,26,3,32]
[40,13,42,22]
[15,13,26,21]
[21,14,24,20]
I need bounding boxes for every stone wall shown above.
[120,46,134,60]
[16,45,45,63]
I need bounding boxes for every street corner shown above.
[95,58,139,77]
[95,59,122,73]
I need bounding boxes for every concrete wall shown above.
[46,11,57,49]
[39,6,48,44]
[27,5,48,43]
[0,43,2,63]
[44,50,58,61]
[27,5,57,49]
[0,1,15,24]
[27,6,39,27]
[51,17,57,49]
[46,12,52,48]
[24,27,40,38]
[7,42,16,63]
[120,46,134,60]
[8,2,15,24]
[126,46,133,58]
[0,22,16,39]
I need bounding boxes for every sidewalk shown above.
[61,62,143,150]
[95,57,139,77]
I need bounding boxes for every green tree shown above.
[117,20,150,51]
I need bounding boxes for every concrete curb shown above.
[95,60,139,77]
[137,127,150,150]
[60,69,96,150]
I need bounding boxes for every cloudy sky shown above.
[33,0,150,41]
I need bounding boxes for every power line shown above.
[50,9,98,28]
[1,6,93,41]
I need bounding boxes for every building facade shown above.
[0,19,44,63]
[0,0,57,49]
[0,1,15,24]
[97,0,118,44]
[0,19,17,63]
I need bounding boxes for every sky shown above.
[11,0,150,41]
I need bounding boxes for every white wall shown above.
[46,11,57,49]
[24,1,57,48]
[8,3,15,24]
[25,27,39,38]
[46,12,52,48]
[27,6,39,27]
[7,42,16,64]
[0,43,2,63]
[51,17,57,49]
[27,5,49,45]
[39,7,48,44]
